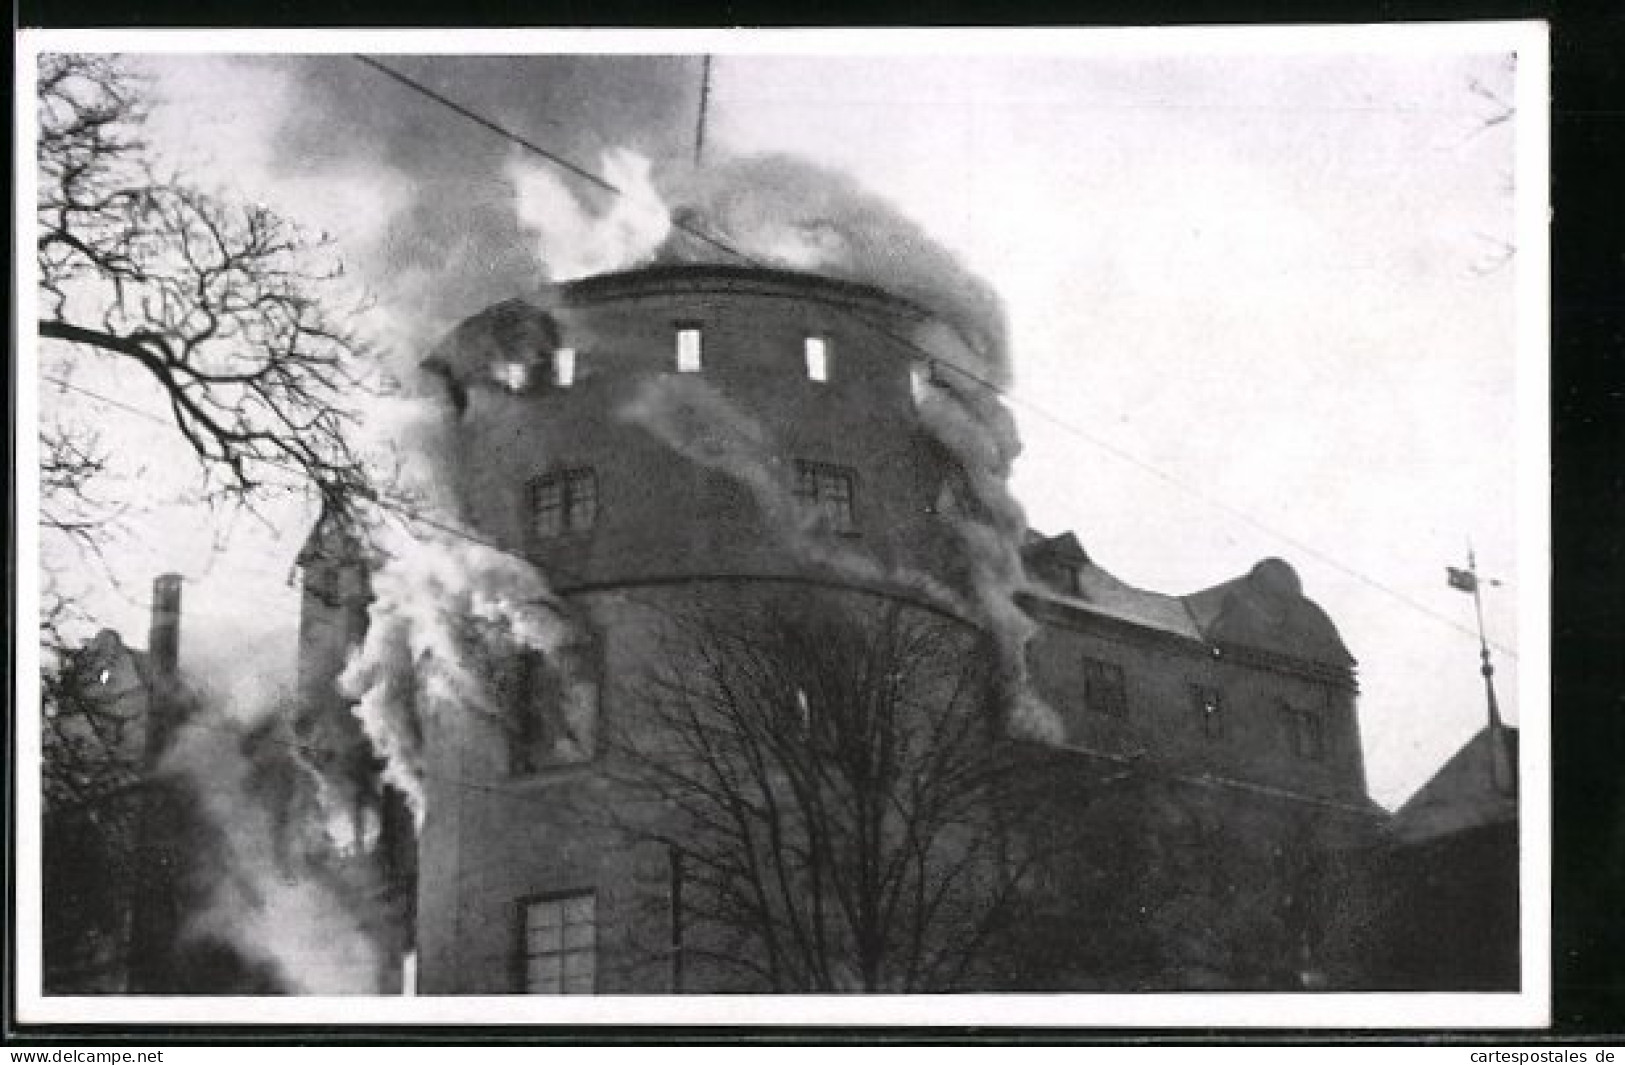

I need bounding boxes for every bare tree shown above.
[604,593,1037,992]
[33,53,391,989]
[36,53,380,524]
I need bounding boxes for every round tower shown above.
[425,262,979,603]
[409,263,998,994]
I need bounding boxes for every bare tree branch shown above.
[36,53,384,527]
[601,592,1035,992]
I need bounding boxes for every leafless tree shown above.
[604,593,1038,992]
[36,53,381,528]
[33,53,391,988]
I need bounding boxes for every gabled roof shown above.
[1392,725,1519,843]
[1020,532,1201,640]
[80,628,151,688]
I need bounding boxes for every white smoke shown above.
[659,154,1010,383]
[916,372,1064,742]
[618,374,958,607]
[514,148,1059,740]
[338,522,577,827]
[511,149,672,282]
[163,643,385,994]
[339,143,1058,851]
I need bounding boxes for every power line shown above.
[343,54,1518,659]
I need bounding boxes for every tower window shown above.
[520,892,596,994]
[552,347,577,388]
[909,363,930,405]
[794,460,857,534]
[804,336,830,382]
[910,359,952,406]
[511,639,600,772]
[530,468,598,540]
[676,325,703,372]
[1082,657,1127,718]
[1190,684,1226,740]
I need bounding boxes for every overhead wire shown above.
[343,54,1517,659]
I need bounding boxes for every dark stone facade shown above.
[297,263,1407,993]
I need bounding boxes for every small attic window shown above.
[804,336,830,383]
[552,348,577,388]
[676,326,703,372]
[1055,562,1081,596]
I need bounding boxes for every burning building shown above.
[298,240,1389,991]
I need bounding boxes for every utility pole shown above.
[693,55,713,165]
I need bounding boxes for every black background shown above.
[8,0,1624,1045]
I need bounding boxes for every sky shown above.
[27,27,1545,809]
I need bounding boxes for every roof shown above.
[1392,725,1519,843]
[1021,535,1356,669]
[557,262,930,319]
[1182,558,1355,668]
[1020,532,1201,640]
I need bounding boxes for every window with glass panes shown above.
[529,469,597,540]
[793,460,856,533]
[520,892,596,994]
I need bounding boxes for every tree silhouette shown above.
[36,53,379,524]
[33,53,389,991]
[604,593,1038,992]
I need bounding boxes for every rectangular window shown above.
[530,469,598,540]
[909,362,934,405]
[676,326,703,372]
[1055,562,1082,596]
[793,460,856,534]
[1190,684,1226,740]
[805,336,830,382]
[521,892,596,994]
[552,347,577,388]
[511,640,599,772]
[1082,657,1127,717]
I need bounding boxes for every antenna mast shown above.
[694,55,713,165]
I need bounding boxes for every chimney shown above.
[148,573,183,680]
[129,572,185,993]
[143,573,184,766]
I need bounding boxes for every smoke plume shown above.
[618,374,958,606]
[266,60,1059,842]
[338,525,578,826]
[511,149,672,282]
[657,153,1010,386]
[160,635,385,994]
